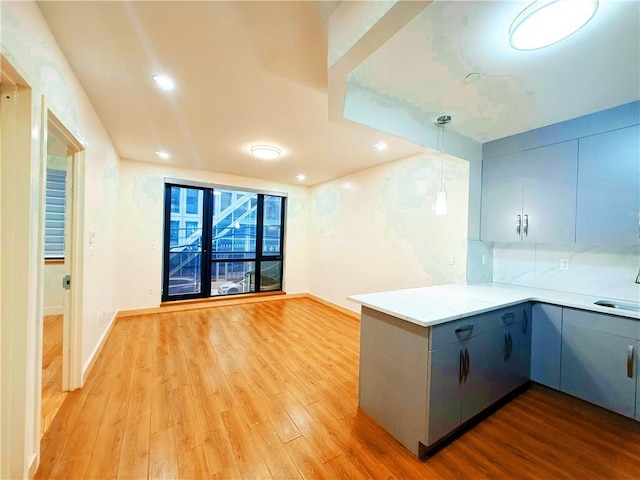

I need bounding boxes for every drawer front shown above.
[563,308,640,340]
[430,305,526,350]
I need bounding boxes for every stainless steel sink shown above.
[594,300,640,313]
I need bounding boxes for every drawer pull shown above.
[501,313,515,325]
[455,324,474,336]
[628,345,634,379]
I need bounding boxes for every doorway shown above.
[40,111,84,437]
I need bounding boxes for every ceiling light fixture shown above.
[373,142,387,151]
[155,150,170,160]
[509,0,599,51]
[152,74,176,91]
[295,174,305,181]
[251,145,281,160]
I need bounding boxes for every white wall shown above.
[43,264,64,315]
[493,243,640,303]
[116,159,310,311]
[1,2,121,476]
[309,152,469,311]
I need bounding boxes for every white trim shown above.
[82,311,116,384]
[27,452,39,480]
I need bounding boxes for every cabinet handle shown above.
[522,309,528,334]
[627,345,634,379]
[501,313,514,325]
[464,348,470,382]
[504,333,513,360]
[459,349,465,384]
[523,214,529,237]
[516,215,522,237]
[455,324,474,336]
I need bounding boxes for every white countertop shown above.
[348,283,640,327]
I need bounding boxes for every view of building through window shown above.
[163,184,285,301]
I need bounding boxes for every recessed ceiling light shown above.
[295,174,305,181]
[373,142,387,151]
[509,0,599,51]
[155,150,170,160]
[152,74,175,91]
[251,145,281,160]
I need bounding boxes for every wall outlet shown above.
[560,259,570,270]
[150,241,156,250]
[447,254,455,265]
[148,287,154,295]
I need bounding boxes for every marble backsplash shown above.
[492,242,640,302]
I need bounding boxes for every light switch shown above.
[447,254,455,265]
[89,230,95,244]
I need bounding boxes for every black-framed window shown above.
[162,182,286,302]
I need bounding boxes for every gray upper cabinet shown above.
[576,125,640,244]
[480,151,525,242]
[481,141,578,243]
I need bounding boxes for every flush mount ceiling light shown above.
[155,150,170,160]
[373,142,387,151]
[251,145,281,160]
[295,174,306,181]
[509,0,599,51]
[152,74,176,91]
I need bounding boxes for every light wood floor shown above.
[37,298,640,479]
[41,314,67,438]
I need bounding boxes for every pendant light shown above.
[434,115,451,216]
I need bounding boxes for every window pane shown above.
[171,188,180,213]
[167,186,204,297]
[211,261,256,296]
[44,168,66,259]
[212,190,257,261]
[262,195,282,256]
[260,260,282,292]
[186,189,200,214]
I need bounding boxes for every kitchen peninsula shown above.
[348,283,640,457]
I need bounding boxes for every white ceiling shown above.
[353,0,640,142]
[38,0,640,186]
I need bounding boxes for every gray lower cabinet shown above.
[530,304,563,388]
[427,304,530,446]
[560,308,640,418]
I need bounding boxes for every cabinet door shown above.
[522,141,578,243]
[561,325,637,418]
[507,304,532,390]
[576,125,640,244]
[480,152,524,242]
[461,330,505,423]
[428,344,462,445]
[530,304,563,389]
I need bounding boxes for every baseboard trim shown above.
[28,452,39,479]
[43,306,63,316]
[304,293,360,319]
[117,292,308,318]
[82,312,117,384]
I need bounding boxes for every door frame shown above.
[44,108,86,391]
